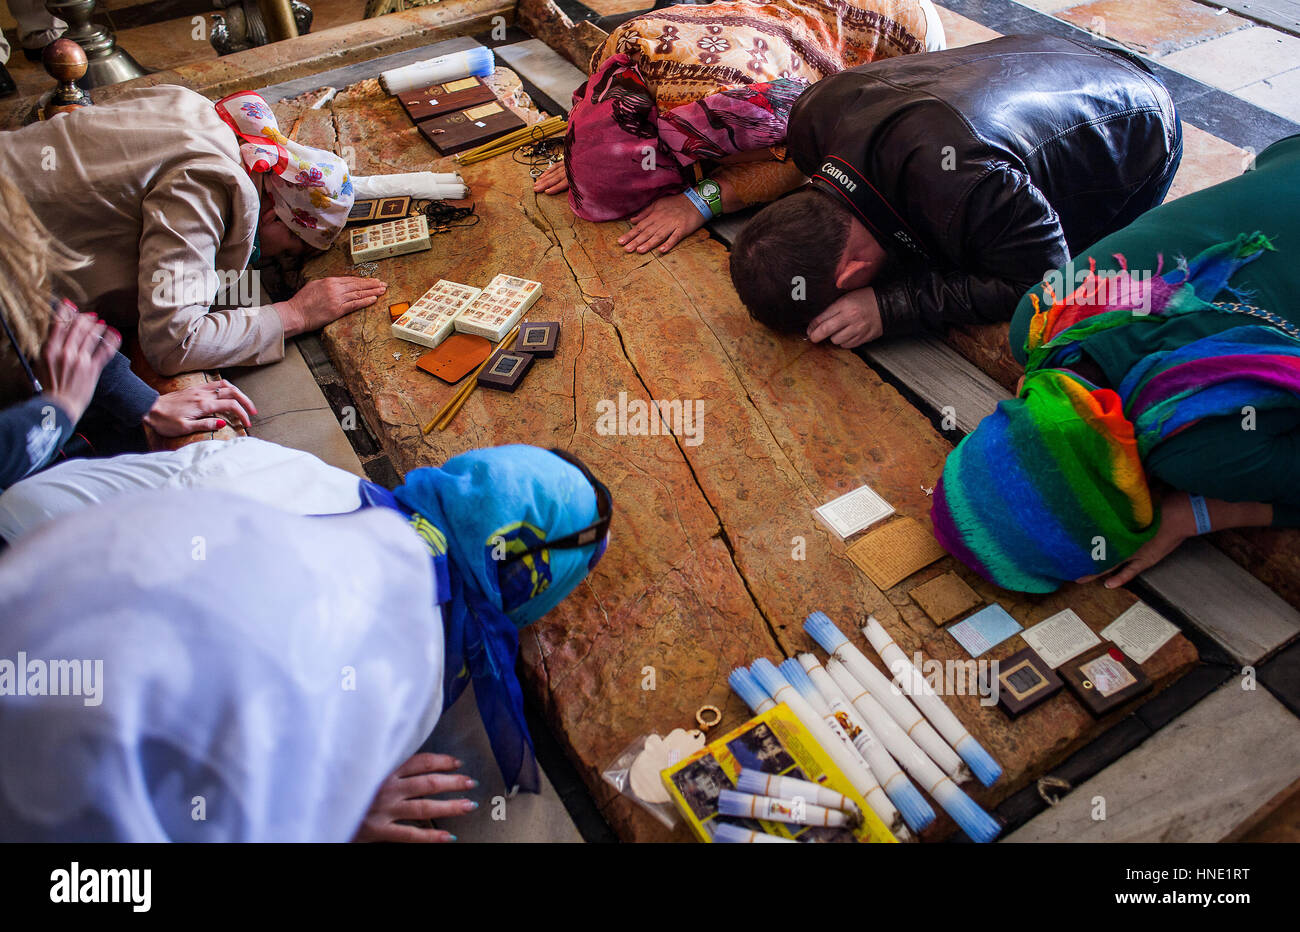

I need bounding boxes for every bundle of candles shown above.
[456,116,566,166]
[721,611,1004,844]
[380,46,496,96]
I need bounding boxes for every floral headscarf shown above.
[214,91,354,250]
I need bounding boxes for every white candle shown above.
[379,47,496,95]
[862,616,1002,787]
[798,654,934,833]
[804,611,965,780]
[825,658,1001,843]
[712,822,796,843]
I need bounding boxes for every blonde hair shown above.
[0,175,89,400]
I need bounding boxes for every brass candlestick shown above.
[39,38,93,120]
[44,0,148,89]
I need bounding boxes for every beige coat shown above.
[0,85,284,376]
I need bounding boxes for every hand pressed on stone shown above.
[352,752,478,843]
[532,163,569,195]
[618,193,706,255]
[277,276,387,338]
[145,379,257,437]
[1076,490,1195,589]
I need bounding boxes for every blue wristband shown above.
[1189,494,1212,535]
[683,186,713,219]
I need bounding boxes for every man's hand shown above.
[807,287,883,348]
[144,379,257,437]
[40,309,121,425]
[618,193,707,255]
[532,163,569,195]
[277,276,387,337]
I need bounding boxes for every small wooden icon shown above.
[1059,642,1150,717]
[477,348,534,392]
[983,647,1062,719]
[513,321,559,357]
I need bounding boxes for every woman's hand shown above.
[532,162,569,195]
[353,752,479,843]
[143,379,257,437]
[1077,491,1197,589]
[618,193,707,255]
[807,288,883,348]
[40,309,121,425]
[277,276,387,338]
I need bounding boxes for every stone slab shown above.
[493,38,587,112]
[226,341,368,479]
[289,77,1199,841]
[1006,681,1300,842]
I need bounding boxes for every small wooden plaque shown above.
[513,321,559,357]
[477,348,534,391]
[418,102,527,156]
[983,647,1063,719]
[399,76,496,123]
[845,516,948,591]
[909,572,981,625]
[1059,642,1151,717]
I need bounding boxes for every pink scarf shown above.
[565,55,807,221]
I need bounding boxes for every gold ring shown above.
[695,704,722,731]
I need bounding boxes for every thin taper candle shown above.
[862,615,1002,787]
[804,611,966,780]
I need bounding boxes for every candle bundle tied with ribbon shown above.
[718,789,853,828]
[804,611,966,781]
[795,655,935,833]
[862,615,1003,787]
[735,769,862,820]
[823,658,1002,843]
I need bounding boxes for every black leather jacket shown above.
[786,35,1180,336]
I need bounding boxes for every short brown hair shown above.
[729,187,852,332]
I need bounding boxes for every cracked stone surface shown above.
[292,79,1198,842]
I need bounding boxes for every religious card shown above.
[814,484,894,539]
[845,516,946,590]
[1100,602,1180,665]
[947,604,1022,658]
[1020,608,1100,668]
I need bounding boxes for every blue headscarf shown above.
[381,445,608,793]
